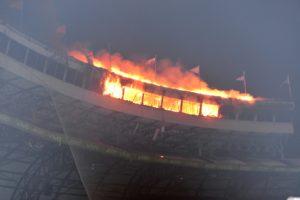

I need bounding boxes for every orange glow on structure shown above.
[102,74,220,118]
[201,101,219,118]
[143,92,162,108]
[123,87,143,105]
[68,49,259,118]
[182,100,200,116]
[103,75,123,99]
[68,49,256,103]
[162,96,181,112]
[68,50,88,64]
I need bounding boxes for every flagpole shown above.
[108,43,112,69]
[19,0,24,31]
[287,75,293,100]
[243,71,247,93]
[197,65,200,79]
[154,55,157,74]
[154,55,158,82]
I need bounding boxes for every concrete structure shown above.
[0,22,299,200]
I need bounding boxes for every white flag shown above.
[236,73,245,81]
[280,75,293,100]
[146,56,156,65]
[236,71,247,93]
[280,75,290,87]
[189,65,200,74]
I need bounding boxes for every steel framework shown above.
[0,68,299,199]
[0,22,299,200]
[0,124,87,200]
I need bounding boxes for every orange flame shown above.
[102,75,123,99]
[102,74,220,118]
[182,100,200,116]
[68,49,256,103]
[201,100,219,118]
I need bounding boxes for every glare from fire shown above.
[123,88,143,105]
[162,96,181,112]
[143,92,162,108]
[182,100,200,116]
[102,74,220,118]
[201,101,219,118]
[102,75,123,99]
[68,49,256,103]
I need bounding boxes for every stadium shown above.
[0,19,299,200]
[0,1,300,200]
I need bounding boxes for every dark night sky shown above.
[1,0,300,141]
[56,1,300,98]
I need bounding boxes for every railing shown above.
[0,24,294,124]
[0,21,49,53]
[104,83,216,118]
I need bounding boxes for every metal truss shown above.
[0,125,88,200]
[71,151,300,200]
[0,60,300,200]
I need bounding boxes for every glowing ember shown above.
[68,49,256,103]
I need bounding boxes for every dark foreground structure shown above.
[0,22,300,200]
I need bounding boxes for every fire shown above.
[143,92,162,108]
[201,101,219,118]
[102,74,220,118]
[123,88,143,105]
[67,48,260,118]
[102,75,123,99]
[162,96,181,112]
[182,100,200,116]
[68,49,256,103]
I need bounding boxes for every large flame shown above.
[102,74,220,118]
[68,49,257,118]
[68,49,255,102]
[201,100,219,117]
